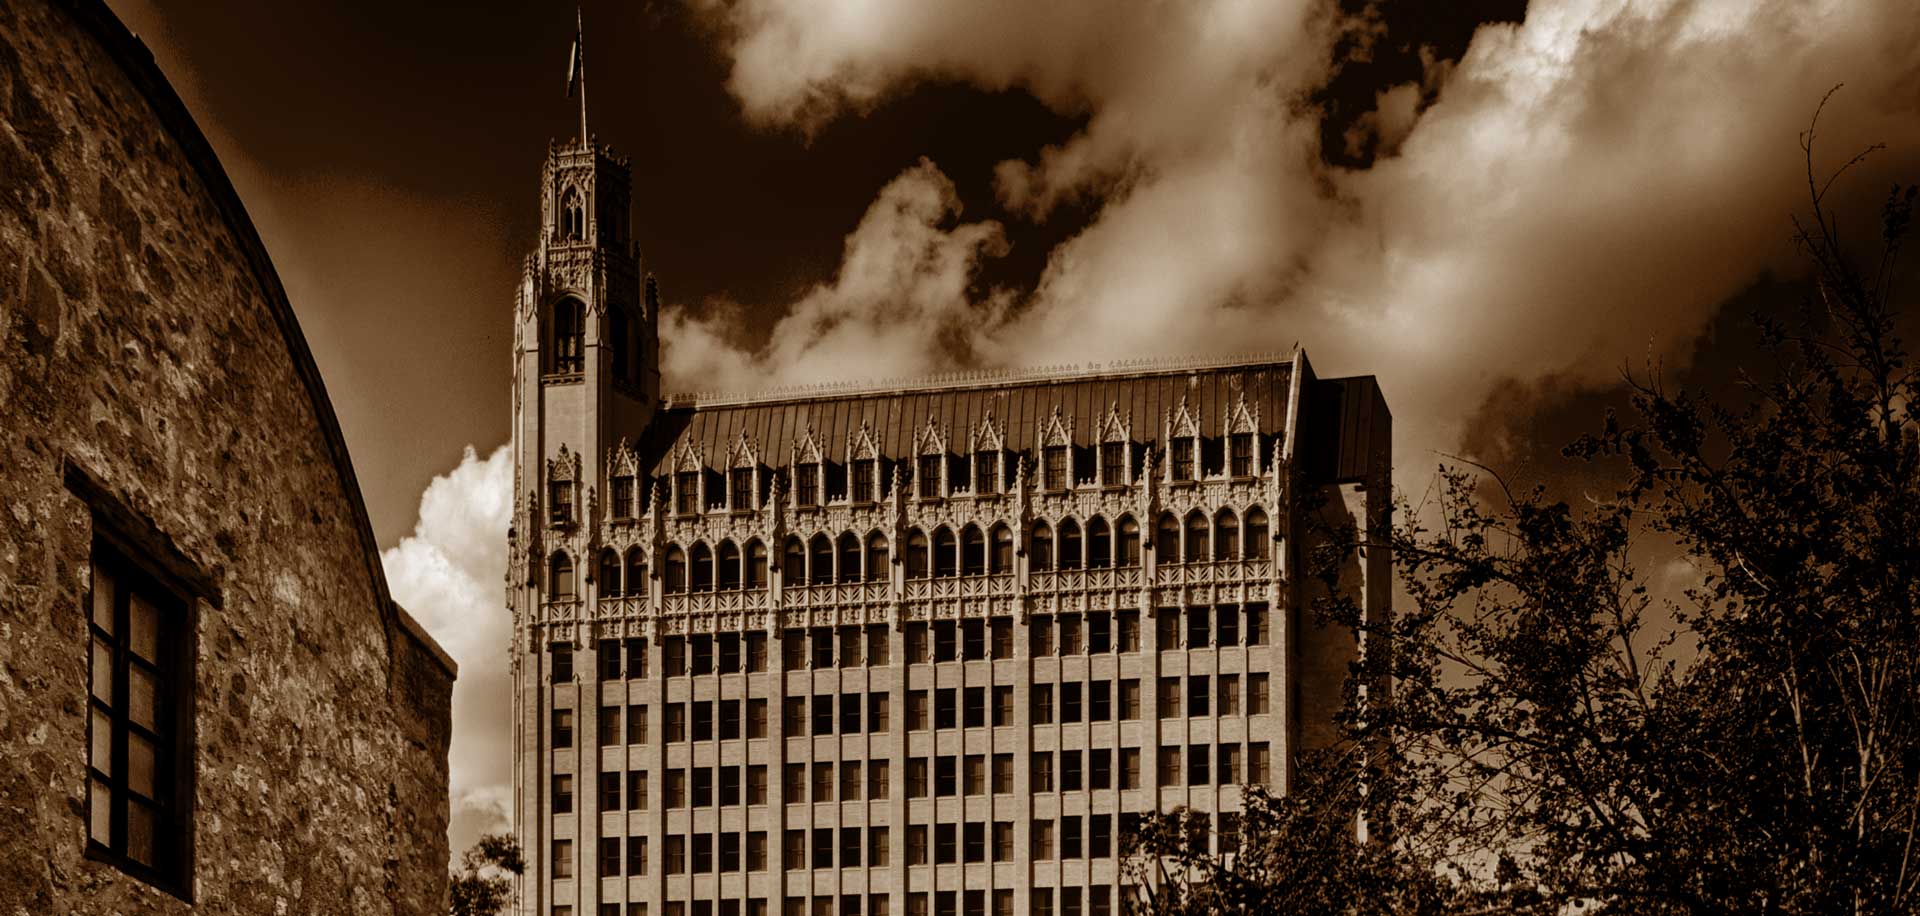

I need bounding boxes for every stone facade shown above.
[0,1,455,913]
[510,131,1391,916]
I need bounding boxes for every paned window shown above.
[1101,441,1124,486]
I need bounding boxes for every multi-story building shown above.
[509,132,1390,916]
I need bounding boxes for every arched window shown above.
[990,525,1014,573]
[1087,517,1111,569]
[718,541,742,590]
[746,540,768,588]
[549,551,575,601]
[560,186,585,240]
[663,546,686,594]
[1216,509,1240,562]
[690,543,714,592]
[1058,519,1083,570]
[906,530,929,579]
[597,549,621,596]
[1245,508,1270,560]
[1156,513,1179,563]
[1031,521,1054,572]
[961,526,986,576]
[809,534,833,586]
[866,533,889,582]
[1118,516,1141,567]
[838,532,862,584]
[1185,511,1210,563]
[932,527,958,578]
[782,537,805,584]
[625,547,648,595]
[550,298,583,374]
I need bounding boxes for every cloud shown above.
[662,158,1014,393]
[690,0,1920,483]
[380,444,514,856]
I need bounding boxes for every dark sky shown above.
[104,0,1920,856]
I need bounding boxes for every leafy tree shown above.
[1126,94,1920,914]
[450,832,525,916]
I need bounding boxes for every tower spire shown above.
[567,5,589,150]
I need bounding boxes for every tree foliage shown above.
[1126,95,1920,914]
[450,832,525,916]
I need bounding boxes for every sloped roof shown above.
[637,356,1296,474]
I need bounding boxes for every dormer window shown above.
[1171,437,1195,482]
[974,451,998,495]
[1230,434,1253,477]
[1044,446,1069,490]
[611,474,634,520]
[675,472,698,515]
[1100,442,1124,486]
[548,480,573,525]
[730,468,754,511]
[795,463,819,508]
[917,455,941,500]
[852,459,875,502]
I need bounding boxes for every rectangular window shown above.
[666,769,687,807]
[553,839,574,879]
[600,772,622,811]
[84,539,196,895]
[992,753,1013,794]
[784,830,805,870]
[1187,607,1211,648]
[746,632,768,671]
[812,762,834,803]
[600,837,622,877]
[731,467,755,510]
[934,621,958,662]
[691,635,714,674]
[908,690,929,730]
[842,826,863,867]
[1032,752,1055,792]
[813,694,834,736]
[962,619,986,659]
[1101,442,1124,485]
[813,827,833,869]
[1061,815,1082,859]
[551,642,574,683]
[720,832,741,872]
[1031,820,1054,859]
[1246,605,1269,645]
[1158,747,1181,786]
[1188,743,1211,785]
[964,822,986,863]
[676,471,699,514]
[906,622,929,663]
[1090,749,1111,790]
[665,703,686,742]
[720,766,741,806]
[720,699,742,740]
[1230,433,1253,477]
[975,451,998,494]
[1088,612,1111,652]
[1090,681,1111,721]
[869,825,890,866]
[908,759,929,798]
[748,765,768,805]
[964,754,985,795]
[663,637,686,676]
[869,759,891,798]
[1031,684,1054,725]
[1044,446,1068,490]
[1157,677,1180,719]
[1061,682,1082,722]
[853,459,875,501]
[918,455,942,498]
[867,624,891,665]
[869,692,891,733]
[991,617,1013,658]
[1061,750,1083,792]
[842,692,863,734]
[1251,742,1271,785]
[627,637,649,677]
[1117,612,1140,652]
[1188,675,1211,717]
[842,761,864,801]
[1090,814,1112,859]
[840,626,863,668]
[628,770,648,810]
[628,837,648,875]
[1171,437,1194,481]
[627,704,648,743]
[748,831,768,871]
[992,685,1012,726]
[935,755,958,797]
[935,823,957,864]
[1059,615,1082,654]
[612,475,636,518]
[1218,606,1240,646]
[598,639,621,680]
[552,708,574,748]
[552,774,574,814]
[1120,748,1140,790]
[692,701,713,741]
[993,822,1013,862]
[935,687,958,729]
[1218,674,1240,717]
[665,835,686,874]
[1249,673,1270,715]
[1119,679,1140,719]
[1155,610,1179,650]
[907,825,929,865]
[796,464,819,507]
[1219,744,1242,785]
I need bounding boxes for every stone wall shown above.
[0,1,453,913]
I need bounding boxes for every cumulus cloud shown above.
[380,445,514,856]
[691,0,1920,480]
[663,158,1013,393]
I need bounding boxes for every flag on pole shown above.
[566,14,584,97]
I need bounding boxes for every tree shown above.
[451,832,525,916]
[1377,92,1920,913]
[1125,93,1920,914]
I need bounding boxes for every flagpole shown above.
[577,6,589,152]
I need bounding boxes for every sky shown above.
[104,0,1920,858]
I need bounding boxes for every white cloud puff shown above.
[692,0,1920,479]
[380,444,514,856]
